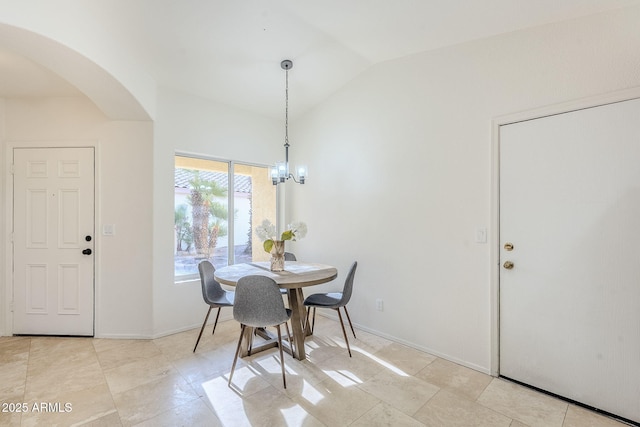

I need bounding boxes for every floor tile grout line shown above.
[475,378,570,427]
[4,319,631,427]
[91,339,123,426]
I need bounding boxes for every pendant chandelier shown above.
[271,59,307,185]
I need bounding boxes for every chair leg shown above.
[228,324,246,387]
[335,308,352,357]
[304,307,311,334]
[311,307,317,333]
[284,321,294,356]
[193,306,213,353]
[211,306,222,335]
[343,306,356,338]
[276,325,287,388]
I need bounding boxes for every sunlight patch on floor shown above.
[356,347,410,377]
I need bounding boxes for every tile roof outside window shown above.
[174,168,252,193]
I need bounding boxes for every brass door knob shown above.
[503,261,514,270]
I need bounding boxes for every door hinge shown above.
[9,301,14,313]
[10,164,15,174]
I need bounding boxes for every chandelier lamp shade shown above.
[271,59,307,185]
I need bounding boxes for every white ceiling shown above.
[0,0,638,119]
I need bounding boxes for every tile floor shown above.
[0,316,632,426]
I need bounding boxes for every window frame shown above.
[173,152,278,282]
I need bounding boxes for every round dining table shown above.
[214,261,337,360]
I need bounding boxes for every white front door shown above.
[499,98,640,424]
[12,147,95,336]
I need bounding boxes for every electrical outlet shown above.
[375,298,384,311]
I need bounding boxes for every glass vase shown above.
[270,240,285,271]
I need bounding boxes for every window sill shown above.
[174,276,199,285]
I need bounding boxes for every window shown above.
[174,155,276,280]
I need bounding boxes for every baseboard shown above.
[93,333,154,340]
[316,312,491,375]
[149,313,235,340]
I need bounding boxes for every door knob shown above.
[82,248,92,255]
[503,261,514,269]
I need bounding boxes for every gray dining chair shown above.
[228,275,293,389]
[193,261,235,353]
[303,261,358,357]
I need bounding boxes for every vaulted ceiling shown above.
[0,0,637,119]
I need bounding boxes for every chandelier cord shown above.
[284,67,289,147]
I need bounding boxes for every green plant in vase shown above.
[255,220,307,271]
[255,220,307,252]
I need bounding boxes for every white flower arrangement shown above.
[255,219,307,252]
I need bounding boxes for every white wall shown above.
[0,98,5,335]
[288,5,640,372]
[151,87,282,336]
[0,96,154,338]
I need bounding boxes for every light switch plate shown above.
[475,227,487,243]
[103,224,115,236]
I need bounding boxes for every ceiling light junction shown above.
[271,59,307,185]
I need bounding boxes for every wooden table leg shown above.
[239,325,253,357]
[287,288,307,360]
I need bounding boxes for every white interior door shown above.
[499,98,640,424]
[13,147,95,336]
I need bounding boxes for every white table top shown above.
[214,261,337,289]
